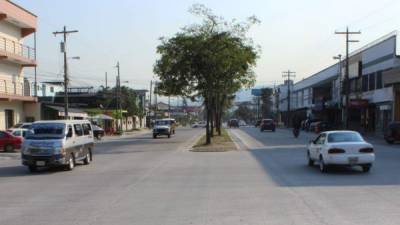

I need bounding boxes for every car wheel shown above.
[307,152,314,167]
[4,144,14,152]
[361,164,371,173]
[168,134,171,138]
[66,154,75,171]
[272,129,276,132]
[319,156,328,173]
[28,166,37,173]
[153,134,157,139]
[83,151,91,165]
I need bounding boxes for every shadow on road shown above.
[240,127,400,187]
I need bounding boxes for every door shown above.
[0,131,7,149]
[5,110,14,129]
[310,134,326,159]
[73,124,84,158]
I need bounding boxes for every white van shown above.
[21,120,94,172]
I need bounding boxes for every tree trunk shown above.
[210,104,214,137]
[205,97,211,145]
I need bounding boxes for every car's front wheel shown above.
[361,164,372,173]
[65,154,75,171]
[319,156,328,173]
[307,151,314,167]
[4,144,14,152]
[83,151,91,165]
[153,134,157,139]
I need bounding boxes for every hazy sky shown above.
[15,0,400,90]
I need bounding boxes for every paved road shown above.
[1,127,400,225]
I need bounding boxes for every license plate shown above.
[36,161,45,166]
[348,157,358,164]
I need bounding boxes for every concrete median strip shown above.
[228,128,265,150]
[190,129,237,152]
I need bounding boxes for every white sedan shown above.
[307,131,375,173]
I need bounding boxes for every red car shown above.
[0,131,22,152]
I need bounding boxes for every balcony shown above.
[0,79,37,102]
[0,0,37,37]
[0,35,36,66]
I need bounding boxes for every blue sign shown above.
[251,89,262,96]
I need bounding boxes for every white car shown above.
[307,131,375,173]
[192,121,206,128]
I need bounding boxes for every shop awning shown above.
[46,105,88,118]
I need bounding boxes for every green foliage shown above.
[153,4,260,143]
[95,86,140,117]
[234,105,255,122]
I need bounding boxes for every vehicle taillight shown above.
[359,148,374,153]
[328,148,345,154]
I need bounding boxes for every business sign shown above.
[251,89,262,96]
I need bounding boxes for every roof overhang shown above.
[0,0,37,37]
[0,93,37,102]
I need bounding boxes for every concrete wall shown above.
[23,102,41,121]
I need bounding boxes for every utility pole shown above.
[53,26,78,119]
[154,82,158,121]
[115,62,121,131]
[333,54,343,123]
[33,32,37,97]
[149,80,153,127]
[335,27,361,129]
[105,72,108,89]
[282,70,296,127]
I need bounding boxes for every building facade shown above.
[278,31,400,135]
[0,0,37,129]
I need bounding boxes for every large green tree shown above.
[154,4,259,144]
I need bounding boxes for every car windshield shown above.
[155,120,170,126]
[25,123,66,140]
[327,132,364,143]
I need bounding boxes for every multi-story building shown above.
[278,31,400,135]
[0,0,37,129]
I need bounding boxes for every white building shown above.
[0,0,38,129]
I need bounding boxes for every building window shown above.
[376,71,383,89]
[50,87,54,93]
[369,73,375,91]
[362,75,368,92]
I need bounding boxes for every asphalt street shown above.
[0,127,400,225]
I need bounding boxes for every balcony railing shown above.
[0,35,36,61]
[0,80,31,97]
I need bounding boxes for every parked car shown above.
[153,119,173,138]
[0,131,22,152]
[255,120,261,127]
[307,131,375,173]
[384,121,400,144]
[239,120,247,126]
[228,119,239,128]
[312,121,332,133]
[92,125,105,140]
[192,121,206,128]
[8,122,32,131]
[21,120,94,172]
[260,119,276,132]
[10,128,29,139]
[304,119,321,131]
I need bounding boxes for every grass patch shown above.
[191,128,236,152]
